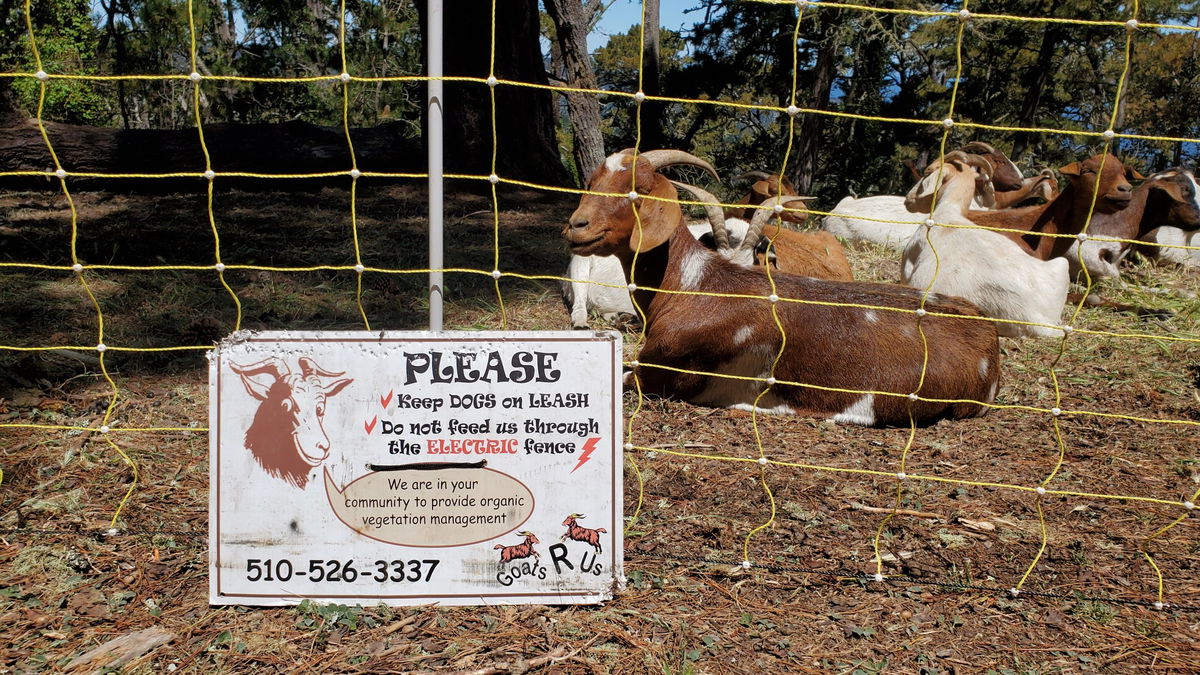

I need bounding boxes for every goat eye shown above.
[282,398,295,412]
[316,404,325,416]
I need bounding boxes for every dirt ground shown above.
[2,182,1199,674]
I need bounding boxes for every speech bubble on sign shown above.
[323,466,535,547]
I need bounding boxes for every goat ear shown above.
[323,378,354,398]
[629,190,680,253]
[1125,166,1145,180]
[1059,162,1081,176]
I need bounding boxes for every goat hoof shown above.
[613,313,641,332]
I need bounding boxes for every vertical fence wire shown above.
[0,0,1197,611]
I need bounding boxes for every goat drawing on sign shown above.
[230,356,353,488]
[561,514,606,553]
[494,531,540,564]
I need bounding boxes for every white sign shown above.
[208,330,623,606]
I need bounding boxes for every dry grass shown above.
[2,184,1199,673]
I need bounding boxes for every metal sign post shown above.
[427,0,444,331]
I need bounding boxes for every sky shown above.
[587,1,701,52]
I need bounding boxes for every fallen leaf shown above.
[1044,609,1068,629]
[67,588,111,618]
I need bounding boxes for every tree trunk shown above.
[0,80,24,128]
[0,119,422,191]
[416,0,571,186]
[544,0,606,180]
[640,0,665,149]
[791,31,838,195]
[1011,24,1064,161]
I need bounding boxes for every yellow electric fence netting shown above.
[0,0,1197,611]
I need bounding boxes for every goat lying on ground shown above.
[727,171,810,225]
[1140,226,1200,266]
[963,154,1189,316]
[966,153,1141,281]
[902,152,1069,338]
[561,150,728,329]
[822,141,1026,250]
[564,149,1000,426]
[1126,168,1200,266]
[563,217,753,329]
[1077,167,1200,275]
[564,160,843,328]
[672,182,853,280]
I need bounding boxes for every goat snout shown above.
[1108,183,1134,202]
[568,212,589,231]
[563,213,611,254]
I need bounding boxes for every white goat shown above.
[823,141,1022,250]
[1140,227,1200,267]
[901,151,1069,339]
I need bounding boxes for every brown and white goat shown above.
[728,171,809,225]
[494,531,540,563]
[1087,168,1200,268]
[967,153,1141,280]
[673,182,853,280]
[746,199,855,280]
[564,149,1000,427]
[561,514,606,553]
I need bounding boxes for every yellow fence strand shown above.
[0,0,1196,611]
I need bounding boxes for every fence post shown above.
[427,0,444,331]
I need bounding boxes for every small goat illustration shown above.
[561,514,606,553]
[494,531,540,564]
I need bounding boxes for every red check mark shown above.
[364,416,378,434]
[380,390,394,408]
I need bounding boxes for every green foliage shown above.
[2,0,423,129]
[293,599,377,631]
[579,0,1200,203]
[1070,597,1118,625]
[2,0,1197,185]
[4,0,110,124]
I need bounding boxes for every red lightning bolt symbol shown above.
[571,437,600,473]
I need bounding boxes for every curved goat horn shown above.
[740,196,812,253]
[670,180,731,251]
[734,170,773,183]
[639,149,721,183]
[958,141,996,155]
[298,356,346,378]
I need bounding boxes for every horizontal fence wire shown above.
[0,0,1197,617]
